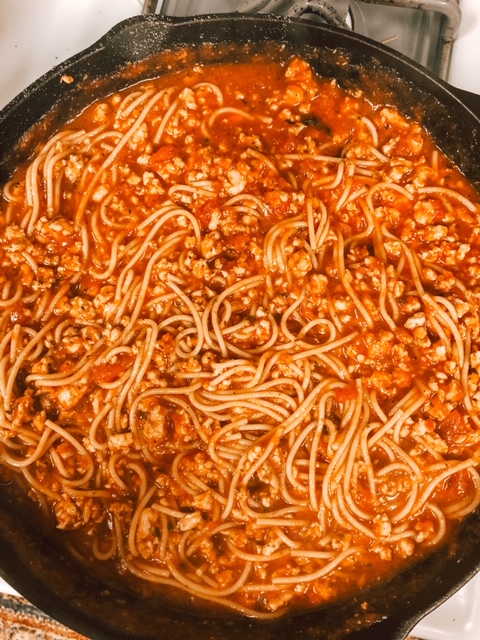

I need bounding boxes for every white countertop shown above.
[0,0,143,110]
[449,0,480,94]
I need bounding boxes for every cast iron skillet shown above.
[1,13,480,640]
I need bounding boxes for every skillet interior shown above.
[1,13,480,640]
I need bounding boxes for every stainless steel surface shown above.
[351,0,461,79]
[360,0,460,40]
[142,0,160,13]
[155,0,461,80]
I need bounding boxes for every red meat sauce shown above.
[1,54,480,617]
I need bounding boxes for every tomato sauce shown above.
[1,55,480,618]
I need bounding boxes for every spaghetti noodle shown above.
[1,56,480,616]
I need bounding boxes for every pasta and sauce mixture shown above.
[1,55,480,616]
